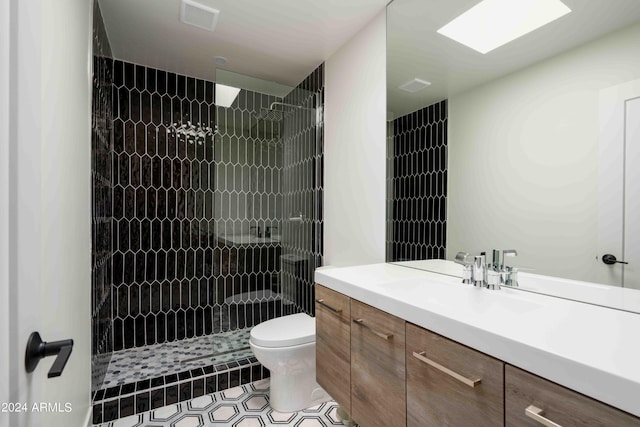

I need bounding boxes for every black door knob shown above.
[602,254,629,265]
[25,332,74,378]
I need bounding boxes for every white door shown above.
[1,0,11,415]
[1,1,93,427]
[598,79,640,289]
[624,96,640,289]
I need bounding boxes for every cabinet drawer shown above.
[351,300,406,427]
[406,323,504,427]
[315,285,351,412]
[505,365,640,426]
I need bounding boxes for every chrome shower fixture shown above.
[166,121,217,145]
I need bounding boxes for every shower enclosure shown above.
[90,44,324,422]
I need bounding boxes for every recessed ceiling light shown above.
[215,84,241,108]
[213,56,228,66]
[399,78,432,93]
[180,0,220,32]
[437,0,571,54]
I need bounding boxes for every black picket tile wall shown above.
[111,59,297,350]
[91,0,114,392]
[387,100,448,262]
[110,61,325,352]
[110,60,216,350]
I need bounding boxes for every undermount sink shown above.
[371,275,542,314]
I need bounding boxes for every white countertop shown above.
[315,263,640,417]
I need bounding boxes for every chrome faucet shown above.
[488,249,519,288]
[504,267,519,287]
[455,249,518,290]
[265,226,278,238]
[500,249,519,287]
[250,225,262,238]
[454,252,473,284]
[454,252,486,287]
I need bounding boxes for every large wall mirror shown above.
[386,0,640,305]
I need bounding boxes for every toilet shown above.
[249,312,330,412]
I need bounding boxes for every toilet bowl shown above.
[249,312,330,412]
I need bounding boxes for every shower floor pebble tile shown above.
[101,329,253,389]
[93,379,348,427]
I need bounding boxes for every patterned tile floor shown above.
[101,329,253,388]
[94,379,347,427]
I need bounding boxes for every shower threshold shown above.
[180,346,251,364]
[99,328,253,390]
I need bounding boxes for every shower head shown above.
[253,102,314,122]
[254,108,284,122]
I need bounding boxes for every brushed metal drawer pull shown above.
[315,299,342,314]
[525,405,563,427]
[412,351,481,388]
[353,318,393,341]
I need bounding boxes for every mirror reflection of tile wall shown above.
[387,100,448,262]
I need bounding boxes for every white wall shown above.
[324,11,387,267]
[448,22,640,282]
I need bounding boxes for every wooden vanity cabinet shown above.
[351,300,406,427]
[406,323,504,427]
[505,365,640,427]
[315,285,640,426]
[315,285,351,412]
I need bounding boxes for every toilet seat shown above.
[250,313,315,348]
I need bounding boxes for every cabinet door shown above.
[351,300,406,427]
[406,323,504,427]
[505,365,640,426]
[315,285,351,412]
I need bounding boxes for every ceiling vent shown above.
[180,0,220,32]
[399,78,432,93]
